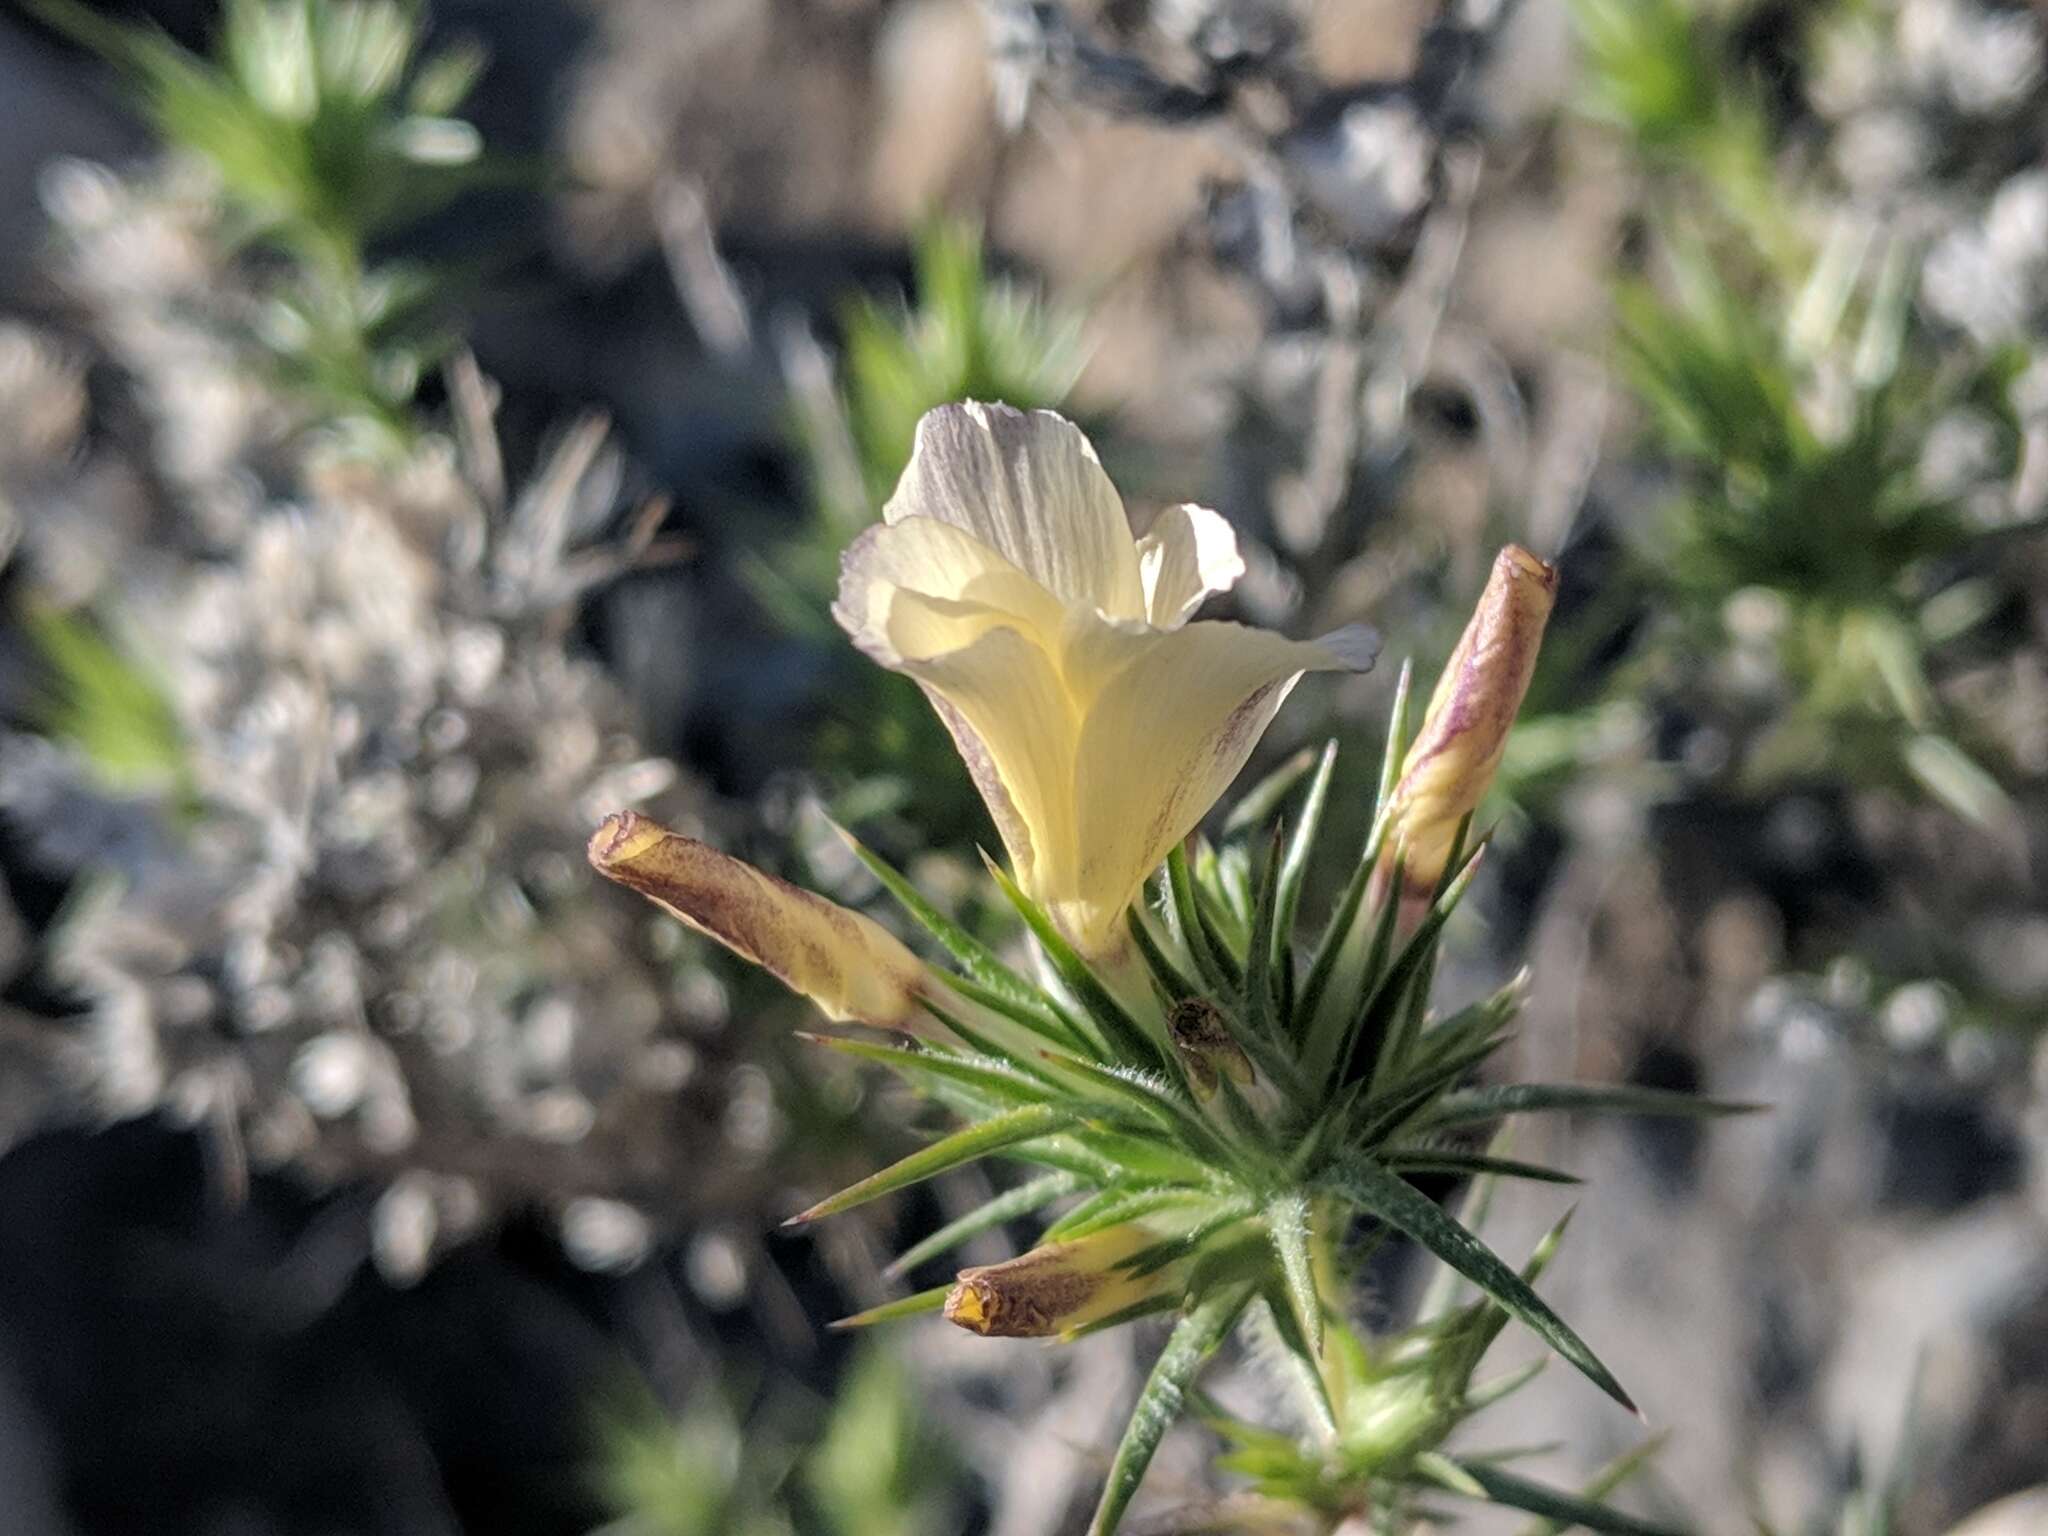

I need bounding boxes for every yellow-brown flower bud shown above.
[588,811,930,1031]
[1377,546,1557,904]
[943,1223,1181,1339]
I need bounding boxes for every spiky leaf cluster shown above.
[33,0,503,450]
[797,670,1746,1535]
[1554,0,2042,822]
[1198,1191,1677,1536]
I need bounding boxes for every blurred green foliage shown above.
[1619,225,2019,819]
[1570,0,1787,264]
[837,222,1087,519]
[20,602,191,803]
[593,1346,956,1536]
[1542,0,2030,823]
[33,0,501,450]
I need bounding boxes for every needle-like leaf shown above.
[787,1103,1076,1226]
[1422,1084,1762,1131]
[827,1284,952,1330]
[983,852,1165,1072]
[1427,1457,1687,1536]
[1264,1192,1324,1360]
[1088,1283,1257,1536]
[1319,1154,1635,1413]
[884,1172,1081,1277]
[1384,1150,1580,1185]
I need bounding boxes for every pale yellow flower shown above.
[943,1222,1184,1339]
[588,811,932,1031]
[834,402,1376,956]
[1375,545,1558,907]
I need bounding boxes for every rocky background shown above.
[1,1,2045,1534]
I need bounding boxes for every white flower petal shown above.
[1057,619,1376,950]
[835,403,1380,955]
[885,402,1146,621]
[834,515,1064,665]
[889,622,1080,901]
[1136,503,1246,628]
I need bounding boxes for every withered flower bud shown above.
[944,1223,1180,1339]
[588,812,930,1031]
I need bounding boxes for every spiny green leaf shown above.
[1007,1137,1122,1184]
[1467,1356,1548,1411]
[1430,1457,1686,1536]
[1064,1125,1217,1186]
[827,1284,953,1330]
[928,970,1095,1060]
[1417,1451,1489,1498]
[1035,1052,1231,1162]
[1210,1071,1273,1152]
[1412,980,1526,1070]
[788,1103,1076,1226]
[1263,1192,1324,1360]
[1192,872,1250,978]
[1127,905,1202,1005]
[1293,823,1385,1056]
[1384,1150,1580,1185]
[1318,1155,1635,1412]
[1348,842,1485,1091]
[797,1033,1060,1114]
[1375,658,1417,822]
[1256,1285,1338,1437]
[885,1172,1081,1278]
[1223,745,1318,835]
[1272,740,1339,1011]
[1043,1184,1221,1242]
[1355,1030,1513,1146]
[1518,1435,1672,1536]
[1458,1209,1578,1366]
[1242,822,1287,1043]
[1417,1151,1509,1323]
[1122,1198,1261,1277]
[1167,844,1240,995]
[1088,1283,1256,1536]
[1423,1083,1762,1131]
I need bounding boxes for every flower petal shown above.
[886,402,1146,621]
[1135,503,1246,628]
[588,812,932,1031]
[888,623,1081,906]
[1057,618,1379,951]
[834,515,1065,666]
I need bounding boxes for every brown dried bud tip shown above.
[942,1224,1173,1339]
[1167,998,1255,1101]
